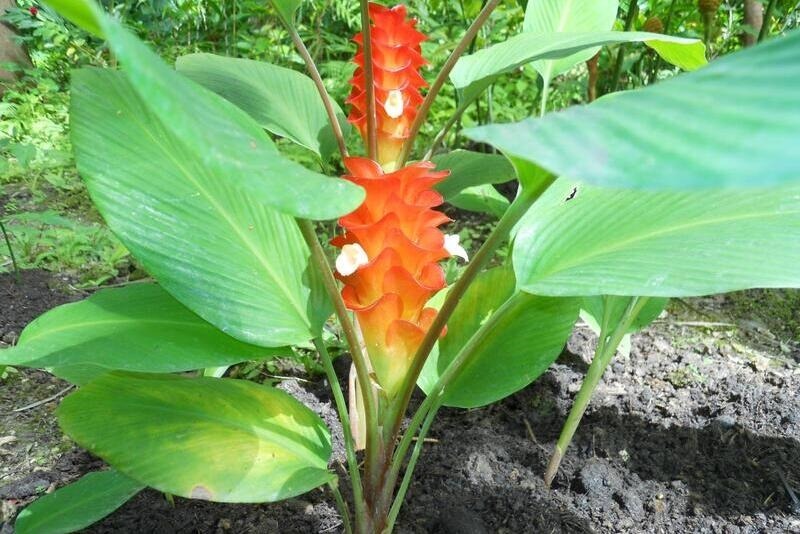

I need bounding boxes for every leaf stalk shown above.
[397,0,500,166]
[543,296,650,487]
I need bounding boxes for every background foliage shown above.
[1,0,798,285]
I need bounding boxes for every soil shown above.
[1,271,799,533]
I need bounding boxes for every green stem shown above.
[328,479,354,534]
[384,401,441,532]
[609,0,639,93]
[758,0,777,42]
[422,100,471,161]
[397,0,500,167]
[297,220,380,498]
[383,292,528,516]
[315,338,363,531]
[539,77,551,117]
[0,219,20,282]
[360,0,378,160]
[283,23,348,159]
[543,296,650,487]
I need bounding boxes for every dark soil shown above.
[1,271,799,533]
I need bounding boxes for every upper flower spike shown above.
[347,3,428,170]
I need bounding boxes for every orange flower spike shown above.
[334,158,468,397]
[347,2,428,170]
[338,5,469,398]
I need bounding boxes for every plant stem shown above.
[397,0,500,167]
[383,182,546,447]
[543,296,650,487]
[328,479,354,534]
[285,26,349,160]
[315,338,363,531]
[385,400,440,532]
[383,292,527,515]
[0,219,20,282]
[539,77,551,117]
[360,0,378,160]
[297,220,380,491]
[758,0,777,42]
[609,0,639,93]
[422,100,471,160]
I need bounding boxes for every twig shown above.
[777,469,800,513]
[397,0,501,166]
[0,219,20,282]
[14,385,75,412]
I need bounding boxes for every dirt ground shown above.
[1,271,799,533]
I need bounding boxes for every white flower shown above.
[336,243,369,276]
[444,234,469,262]
[383,90,405,119]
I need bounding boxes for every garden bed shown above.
[1,271,798,533]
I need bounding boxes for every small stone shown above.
[716,415,736,429]
[1,332,17,345]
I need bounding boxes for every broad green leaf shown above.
[43,0,102,36]
[580,296,668,335]
[14,470,143,534]
[58,372,334,503]
[432,150,517,198]
[451,31,705,102]
[72,69,330,347]
[419,268,579,408]
[514,179,800,297]
[524,0,619,84]
[448,185,509,218]
[176,54,349,160]
[63,1,362,220]
[467,31,800,190]
[0,284,283,385]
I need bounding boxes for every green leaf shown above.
[72,68,330,347]
[58,372,334,503]
[43,0,102,37]
[15,470,143,534]
[467,32,800,190]
[581,296,669,335]
[448,185,509,218]
[419,268,579,408]
[176,54,348,160]
[524,0,619,84]
[68,2,362,220]
[269,0,302,23]
[513,179,800,297]
[451,31,705,102]
[432,150,517,199]
[0,284,283,385]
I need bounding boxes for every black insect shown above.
[565,186,578,202]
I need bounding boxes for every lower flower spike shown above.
[334,157,464,397]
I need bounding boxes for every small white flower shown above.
[444,234,469,262]
[383,90,405,119]
[336,243,369,276]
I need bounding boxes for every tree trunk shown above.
[0,0,30,88]
[742,0,764,47]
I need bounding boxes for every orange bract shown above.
[334,157,450,396]
[347,2,428,169]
